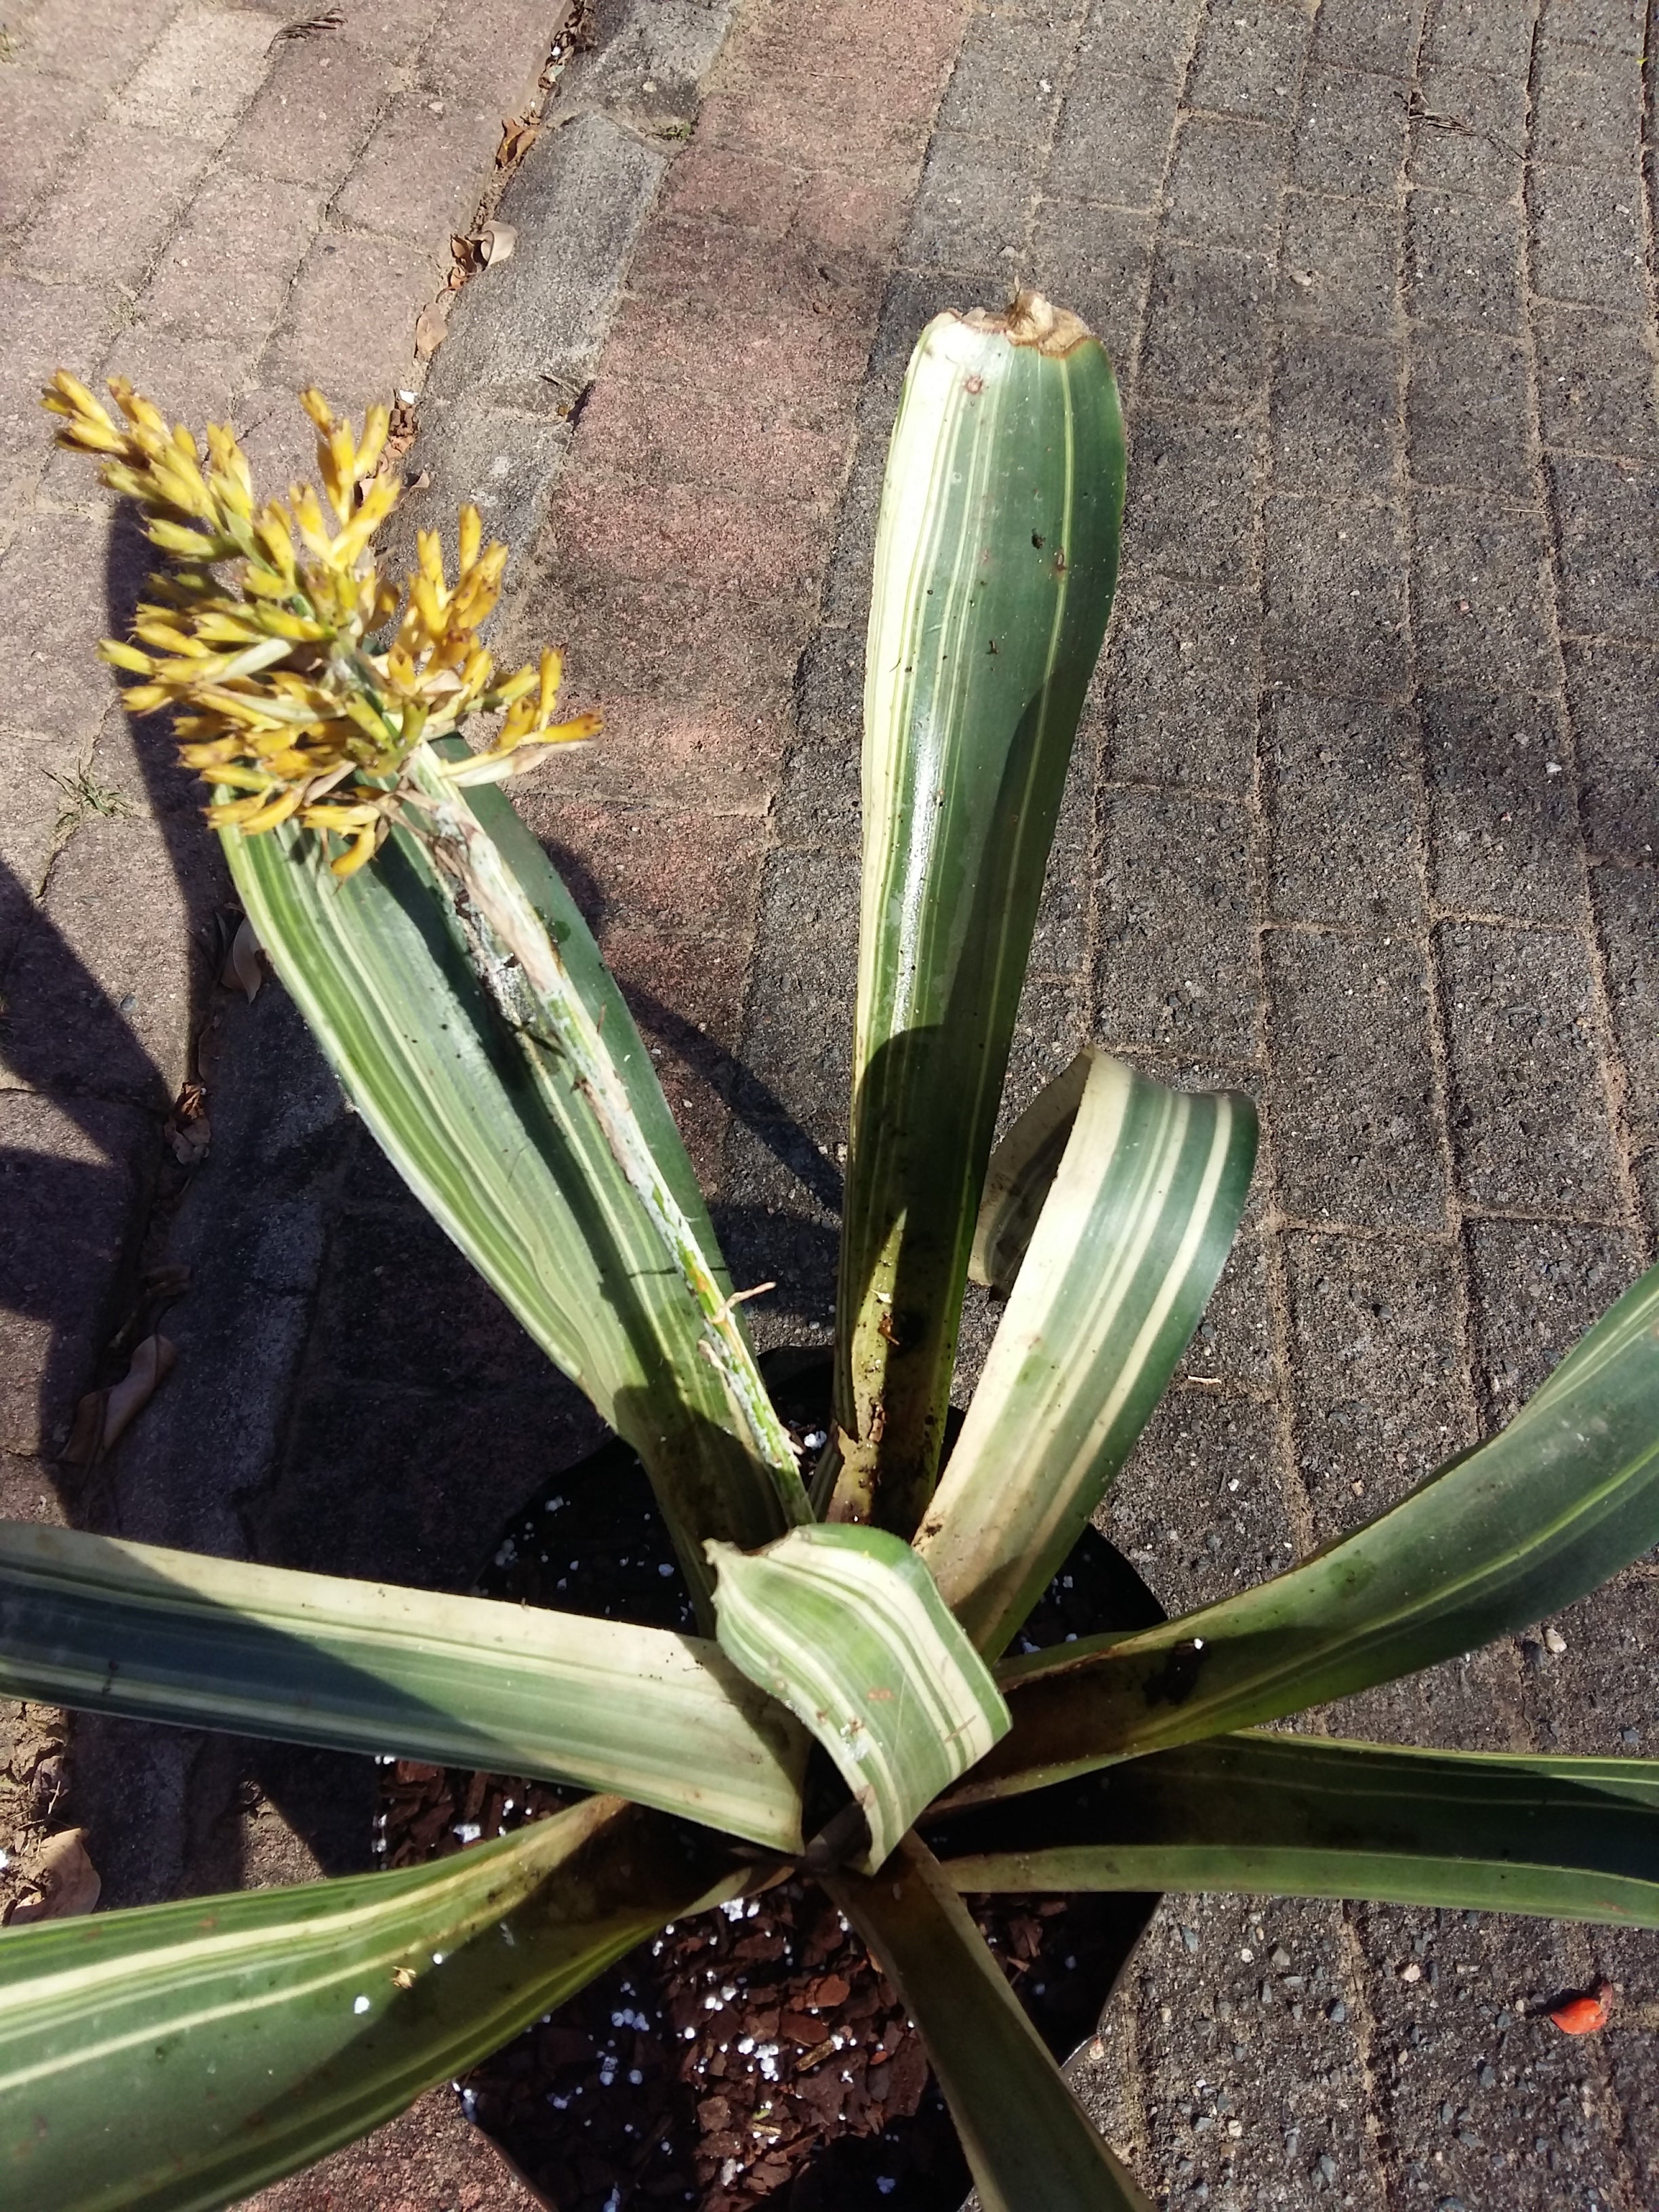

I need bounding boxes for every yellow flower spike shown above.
[488,663,540,711]
[416,528,447,592]
[98,639,155,675]
[535,647,561,724]
[354,405,390,485]
[331,472,401,566]
[300,389,336,438]
[329,821,382,878]
[236,786,305,834]
[457,504,483,575]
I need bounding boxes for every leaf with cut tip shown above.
[0,1796,744,2212]
[833,293,1126,1535]
[931,1732,1659,1928]
[707,1525,1008,1872]
[948,1263,1659,1805]
[0,1522,806,1852]
[826,1834,1153,2212]
[917,1050,1256,1657]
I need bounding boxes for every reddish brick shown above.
[24,124,213,291]
[536,691,794,813]
[546,478,824,600]
[573,375,845,504]
[266,228,442,407]
[334,90,503,243]
[796,165,916,258]
[516,797,769,942]
[661,146,808,238]
[226,35,388,190]
[521,572,807,717]
[628,218,887,327]
[605,289,872,406]
[600,923,749,1192]
[140,166,323,345]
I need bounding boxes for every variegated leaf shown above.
[917,1051,1256,1656]
[706,1525,1009,1872]
[0,1523,806,1851]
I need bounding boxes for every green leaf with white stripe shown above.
[949,1261,1659,1806]
[931,1732,1659,1928]
[827,1834,1153,2212]
[706,1525,1010,1872]
[226,754,804,1626]
[832,293,1126,1536]
[0,1795,746,2212]
[916,1050,1256,1657]
[0,1523,807,1852]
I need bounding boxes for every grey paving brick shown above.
[1591,861,1659,1145]
[1127,1898,1386,2212]
[1292,62,1410,201]
[1411,493,1557,695]
[1532,34,1643,165]
[266,225,439,409]
[1561,640,1659,858]
[430,112,667,407]
[0,68,108,242]
[1273,329,1401,497]
[1027,201,1153,374]
[1528,162,1648,312]
[0,274,120,459]
[1310,0,1425,77]
[935,9,1071,142]
[1029,738,1094,975]
[1120,411,1261,584]
[775,627,862,847]
[334,92,504,247]
[1179,1225,1275,1385]
[1279,192,1398,334]
[1467,1214,1643,1426]
[1274,924,1451,1238]
[715,1117,841,1338]
[1408,59,1528,199]
[224,32,389,190]
[1166,114,1289,253]
[1286,1230,1473,1514]
[0,1091,156,1458]
[1541,0,1646,54]
[138,168,324,348]
[0,512,127,744]
[1103,1387,1298,1610]
[1423,0,1539,74]
[1048,67,1177,209]
[902,125,1042,270]
[1421,688,1583,922]
[9,0,179,98]
[1267,692,1422,924]
[1186,0,1311,121]
[1136,242,1274,410]
[1267,927,1448,1230]
[1532,305,1659,458]
[112,3,276,144]
[733,844,858,1146]
[1094,788,1260,1059]
[20,124,213,291]
[1405,190,1523,333]
[1078,0,1203,83]
[1263,494,1410,696]
[1097,575,1261,794]
[1545,449,1659,642]
[1438,920,1619,1213]
[1355,1901,1624,2201]
[1406,327,1532,501]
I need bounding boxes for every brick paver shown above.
[1,0,1656,2205]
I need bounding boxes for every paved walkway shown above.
[1,0,1657,2205]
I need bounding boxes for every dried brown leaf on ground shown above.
[496,116,541,169]
[414,299,451,359]
[62,1334,177,1466]
[7,1827,101,1924]
[270,6,343,44]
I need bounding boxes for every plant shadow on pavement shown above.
[0,499,847,1906]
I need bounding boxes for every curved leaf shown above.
[933,1732,1659,1927]
[951,1262,1659,1803]
[0,1523,806,1851]
[917,1052,1256,1656]
[708,1525,1008,1872]
[832,293,1126,1533]
[0,1797,745,2212]
[826,1835,1153,2212]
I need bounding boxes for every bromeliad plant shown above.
[5,298,1658,2212]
